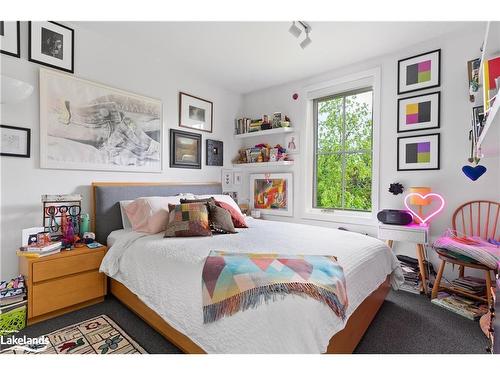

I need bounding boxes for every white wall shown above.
[0,22,242,280]
[240,26,500,274]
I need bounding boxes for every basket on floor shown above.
[0,305,26,336]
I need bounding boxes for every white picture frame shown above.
[39,68,163,172]
[250,173,293,217]
[284,132,299,154]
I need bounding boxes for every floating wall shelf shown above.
[234,127,294,139]
[232,161,294,168]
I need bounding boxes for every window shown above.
[313,88,373,212]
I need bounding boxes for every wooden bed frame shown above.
[92,181,391,354]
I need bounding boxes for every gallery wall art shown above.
[397,92,440,133]
[206,139,223,166]
[250,173,293,216]
[29,22,74,73]
[179,92,213,133]
[398,49,440,94]
[0,125,30,158]
[0,21,20,58]
[397,133,440,171]
[170,128,202,169]
[39,68,162,172]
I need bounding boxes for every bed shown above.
[92,182,403,354]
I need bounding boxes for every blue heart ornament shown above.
[462,165,487,181]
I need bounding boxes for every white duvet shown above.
[100,218,403,353]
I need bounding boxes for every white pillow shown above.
[119,200,133,229]
[196,194,242,214]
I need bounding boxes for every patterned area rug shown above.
[1,315,147,354]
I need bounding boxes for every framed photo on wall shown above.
[1,125,31,158]
[179,92,213,133]
[250,173,293,217]
[398,49,440,94]
[397,92,440,133]
[0,21,20,58]
[170,129,202,169]
[397,133,440,171]
[206,139,223,166]
[29,21,74,73]
[40,68,162,172]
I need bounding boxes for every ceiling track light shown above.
[288,21,312,49]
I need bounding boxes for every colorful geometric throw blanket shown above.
[202,251,348,324]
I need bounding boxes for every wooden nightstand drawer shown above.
[32,270,105,317]
[32,251,105,283]
[378,225,428,244]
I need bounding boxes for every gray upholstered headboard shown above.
[92,182,222,244]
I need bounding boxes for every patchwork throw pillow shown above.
[207,201,236,234]
[164,203,212,237]
[215,200,248,228]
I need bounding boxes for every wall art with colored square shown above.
[397,92,440,132]
[398,50,440,94]
[249,173,293,216]
[397,133,440,171]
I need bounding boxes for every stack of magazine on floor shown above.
[397,255,422,294]
[0,275,27,315]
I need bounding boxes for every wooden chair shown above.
[431,200,500,306]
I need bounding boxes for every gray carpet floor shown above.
[3,290,489,354]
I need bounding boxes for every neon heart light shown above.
[404,193,445,226]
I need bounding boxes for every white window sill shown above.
[301,209,377,227]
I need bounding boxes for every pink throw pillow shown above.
[215,200,248,228]
[124,196,180,234]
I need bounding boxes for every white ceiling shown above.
[76,21,482,94]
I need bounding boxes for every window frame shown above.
[312,87,374,212]
[301,68,381,226]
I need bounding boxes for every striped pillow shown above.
[164,203,212,237]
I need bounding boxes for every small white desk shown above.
[378,223,429,295]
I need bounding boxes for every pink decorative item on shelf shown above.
[404,191,445,226]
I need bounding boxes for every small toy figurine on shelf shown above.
[62,216,75,249]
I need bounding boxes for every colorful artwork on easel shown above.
[249,173,293,216]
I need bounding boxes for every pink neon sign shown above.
[404,193,445,226]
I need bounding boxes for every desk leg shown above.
[416,244,428,295]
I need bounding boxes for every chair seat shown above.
[436,252,495,271]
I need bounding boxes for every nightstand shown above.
[18,246,108,325]
[378,223,429,295]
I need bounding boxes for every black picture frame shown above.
[397,133,440,171]
[397,91,440,133]
[28,21,74,73]
[179,92,213,133]
[0,125,31,158]
[397,49,441,95]
[0,21,21,58]
[170,129,201,169]
[206,139,223,166]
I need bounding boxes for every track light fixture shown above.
[288,21,312,49]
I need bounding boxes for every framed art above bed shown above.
[39,68,162,172]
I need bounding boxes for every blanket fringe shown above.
[203,283,347,324]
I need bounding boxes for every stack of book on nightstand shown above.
[0,275,27,314]
[17,241,62,258]
[396,255,421,294]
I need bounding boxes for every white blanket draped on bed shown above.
[100,218,403,353]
